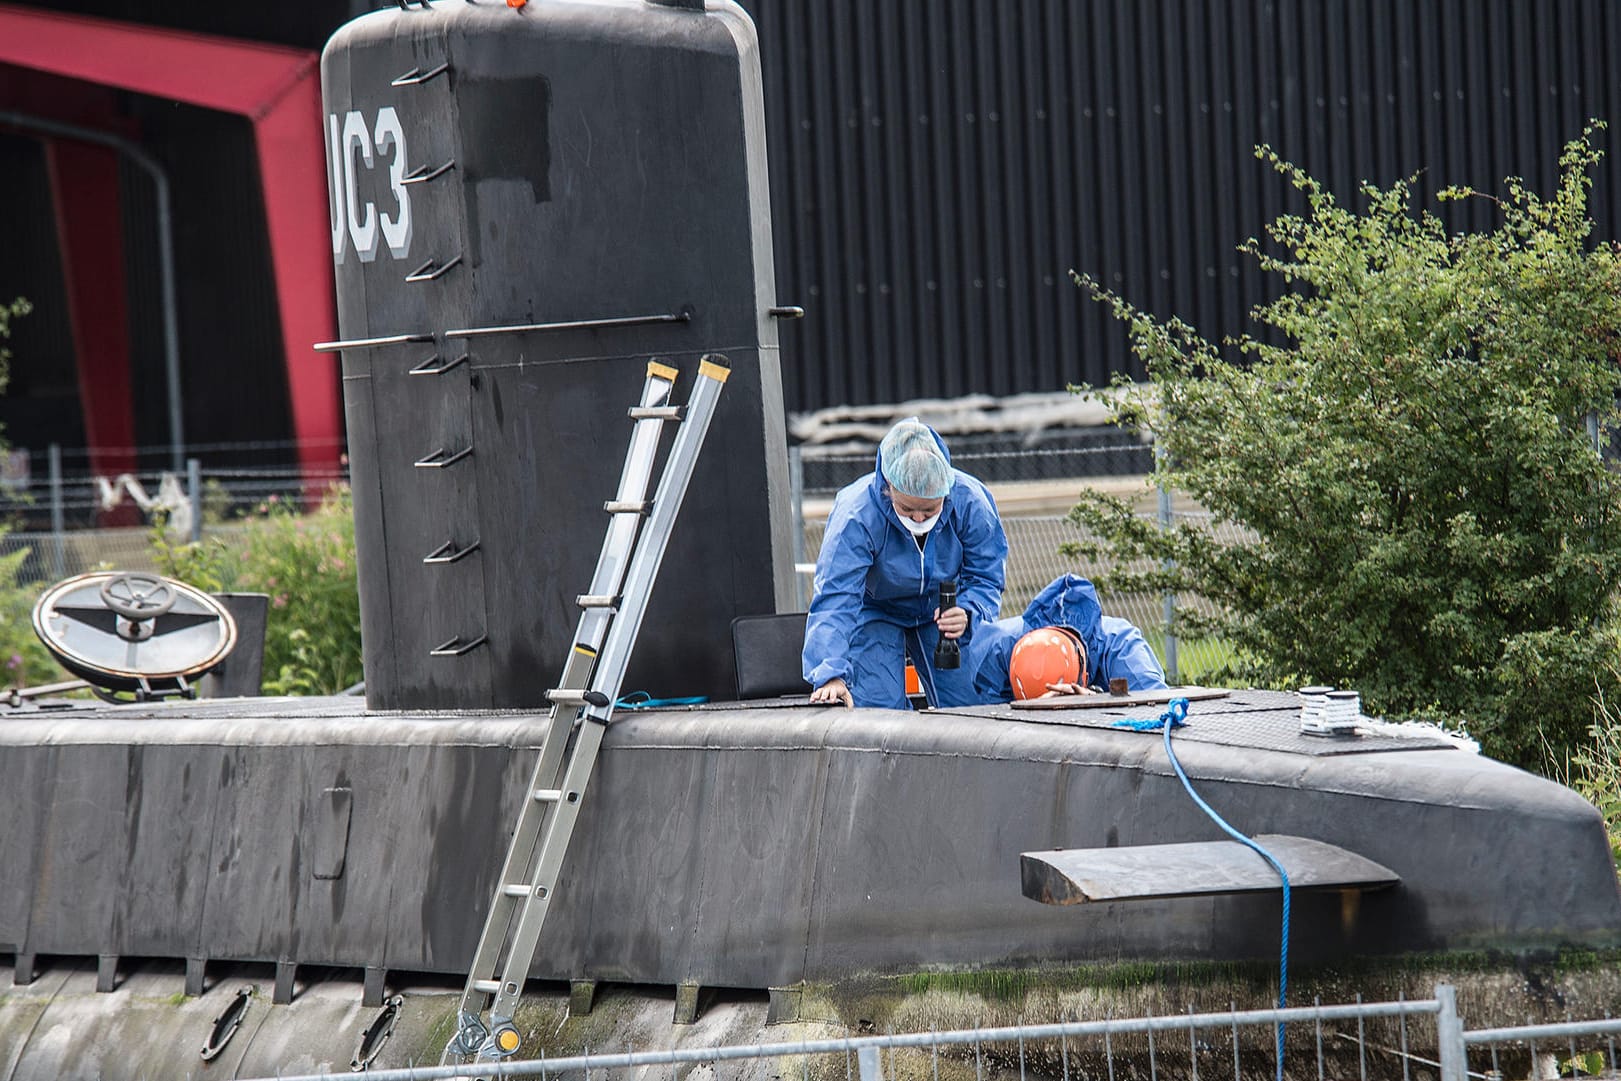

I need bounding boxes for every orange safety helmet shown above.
[1009,625,1088,700]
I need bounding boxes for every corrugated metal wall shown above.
[749,0,1621,413]
[12,0,1621,424]
[0,131,82,453]
[122,102,295,463]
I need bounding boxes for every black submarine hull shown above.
[3,690,1615,1000]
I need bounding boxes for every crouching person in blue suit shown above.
[966,574,1167,702]
[803,418,1009,709]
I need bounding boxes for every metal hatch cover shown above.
[31,571,238,698]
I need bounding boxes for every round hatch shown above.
[32,571,238,700]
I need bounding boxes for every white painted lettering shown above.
[342,110,379,262]
[327,113,347,262]
[373,107,412,258]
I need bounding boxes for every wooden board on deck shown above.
[1011,685,1232,710]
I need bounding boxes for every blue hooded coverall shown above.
[965,573,1168,701]
[802,427,1009,709]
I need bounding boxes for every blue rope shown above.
[1110,698,1190,731]
[613,691,709,710]
[1115,697,1291,1081]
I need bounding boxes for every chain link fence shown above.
[0,526,159,585]
[0,442,341,588]
[794,435,1154,496]
[798,514,1238,686]
[793,436,1245,684]
[0,441,342,531]
[3,437,1242,684]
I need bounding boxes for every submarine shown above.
[1,1,1618,1076]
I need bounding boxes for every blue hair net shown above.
[879,418,951,498]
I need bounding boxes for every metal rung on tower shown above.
[443,355,731,1068]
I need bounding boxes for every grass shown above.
[1550,690,1621,869]
[1137,623,1240,686]
[893,959,1280,1000]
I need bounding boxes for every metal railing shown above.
[240,983,1621,1081]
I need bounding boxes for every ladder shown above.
[443,354,731,1066]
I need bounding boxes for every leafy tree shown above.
[1069,124,1621,770]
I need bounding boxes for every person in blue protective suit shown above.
[804,418,1009,709]
[966,573,1167,701]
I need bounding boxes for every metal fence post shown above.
[1155,444,1178,684]
[1436,983,1466,1081]
[48,442,66,581]
[187,458,202,543]
[789,444,807,610]
[857,1045,884,1081]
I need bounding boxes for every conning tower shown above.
[320,0,795,709]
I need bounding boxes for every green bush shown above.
[1069,123,1621,770]
[153,486,363,695]
[0,543,77,689]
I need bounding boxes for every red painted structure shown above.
[0,3,339,478]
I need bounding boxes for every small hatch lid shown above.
[32,571,238,700]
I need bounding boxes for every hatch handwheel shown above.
[99,572,178,621]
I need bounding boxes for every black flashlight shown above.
[933,580,960,670]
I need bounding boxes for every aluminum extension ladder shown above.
[443,354,731,1067]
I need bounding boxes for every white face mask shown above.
[899,511,941,536]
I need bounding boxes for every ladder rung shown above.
[628,405,684,421]
[532,788,562,803]
[546,688,610,708]
[472,980,501,994]
[576,594,619,609]
[502,883,531,897]
[603,500,651,515]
